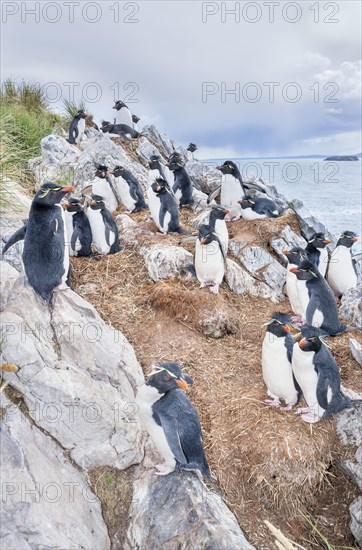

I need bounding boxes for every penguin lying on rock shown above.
[305,232,331,277]
[167,159,193,207]
[327,231,358,297]
[3,182,74,301]
[68,110,86,145]
[289,259,348,335]
[147,178,188,235]
[109,165,148,213]
[207,161,267,205]
[194,225,225,294]
[238,196,280,220]
[292,327,352,423]
[86,194,122,255]
[135,362,210,478]
[63,198,93,257]
[262,313,302,410]
[101,120,139,140]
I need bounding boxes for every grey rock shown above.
[191,188,210,213]
[1,277,144,470]
[29,135,80,186]
[337,403,362,446]
[142,125,187,160]
[136,136,166,165]
[0,393,110,550]
[142,244,193,282]
[271,225,307,263]
[291,199,334,241]
[185,159,221,194]
[0,261,19,311]
[1,227,24,273]
[350,338,362,366]
[226,259,275,301]
[341,445,362,491]
[127,470,254,550]
[340,284,362,329]
[349,496,362,546]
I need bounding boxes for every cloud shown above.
[314,60,361,99]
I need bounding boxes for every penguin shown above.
[2,183,74,301]
[194,225,225,294]
[68,110,86,145]
[86,194,121,255]
[167,159,193,207]
[327,231,358,297]
[148,156,174,188]
[63,198,93,257]
[113,100,133,127]
[237,196,280,220]
[101,120,139,139]
[187,143,197,160]
[132,114,140,131]
[202,204,229,256]
[292,326,352,423]
[289,259,347,335]
[168,151,184,165]
[283,247,308,321]
[207,161,266,205]
[262,313,302,409]
[91,165,119,213]
[147,178,187,235]
[135,361,210,478]
[2,222,28,255]
[109,165,148,213]
[305,232,331,277]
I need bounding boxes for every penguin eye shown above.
[165,375,171,380]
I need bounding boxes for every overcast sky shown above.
[1,0,361,157]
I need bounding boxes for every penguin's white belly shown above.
[148,169,161,187]
[75,119,85,143]
[286,267,304,316]
[214,219,229,255]
[162,211,171,233]
[296,280,309,322]
[195,240,224,284]
[262,336,298,404]
[174,187,182,204]
[115,108,133,127]
[59,206,70,284]
[92,178,118,213]
[64,211,74,253]
[115,178,136,211]
[318,248,328,277]
[136,386,176,467]
[220,175,243,206]
[311,306,324,328]
[328,246,357,295]
[292,346,325,418]
[147,187,163,232]
[164,166,174,186]
[87,209,110,255]
[240,207,267,221]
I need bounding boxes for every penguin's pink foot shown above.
[300,412,320,424]
[264,398,281,408]
[295,407,310,415]
[209,284,219,294]
[291,315,303,324]
[155,463,175,476]
[280,404,293,411]
[199,282,206,289]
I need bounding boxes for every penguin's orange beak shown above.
[323,239,332,244]
[299,337,307,347]
[216,165,222,170]
[200,237,206,245]
[90,200,96,206]
[282,250,290,255]
[63,202,69,209]
[284,325,291,332]
[63,185,74,193]
[224,209,230,214]
[176,379,188,391]
[352,236,358,242]
[289,267,299,273]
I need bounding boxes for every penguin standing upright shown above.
[86,194,121,255]
[147,178,187,234]
[207,161,267,206]
[187,143,197,160]
[91,165,118,213]
[292,326,351,423]
[194,225,225,294]
[289,259,347,335]
[305,233,331,277]
[68,110,86,145]
[135,362,210,477]
[238,196,280,220]
[283,247,307,320]
[262,313,301,409]
[167,159,193,207]
[327,231,358,297]
[63,198,93,257]
[148,156,174,188]
[203,205,229,256]
[3,183,74,301]
[109,166,148,213]
[132,114,140,132]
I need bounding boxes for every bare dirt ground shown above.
[72,208,362,549]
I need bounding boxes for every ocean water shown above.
[205,158,362,253]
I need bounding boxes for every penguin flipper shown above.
[2,223,28,254]
[207,186,221,204]
[100,209,117,247]
[159,415,188,464]
[70,226,81,252]
[305,293,319,326]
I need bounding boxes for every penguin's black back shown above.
[118,168,148,210]
[72,211,93,256]
[158,190,182,232]
[172,167,193,206]
[252,197,279,217]
[306,274,346,335]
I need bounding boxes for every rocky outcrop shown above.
[291,199,334,241]
[0,393,110,550]
[350,339,362,366]
[340,284,362,329]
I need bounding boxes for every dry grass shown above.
[71,208,362,549]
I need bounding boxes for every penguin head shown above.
[64,198,82,213]
[198,224,217,245]
[95,165,109,179]
[298,327,323,352]
[75,110,86,118]
[289,259,319,280]
[110,165,124,178]
[211,204,229,219]
[113,100,127,110]
[149,155,162,170]
[151,178,168,194]
[146,363,190,395]
[101,120,112,132]
[90,194,105,209]
[265,312,292,337]
[168,152,184,165]
[238,196,255,209]
[167,159,184,171]
[34,183,74,206]
[308,232,332,249]
[282,246,306,265]
[337,231,358,248]
[216,161,238,176]
[187,143,197,152]
[132,114,140,123]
